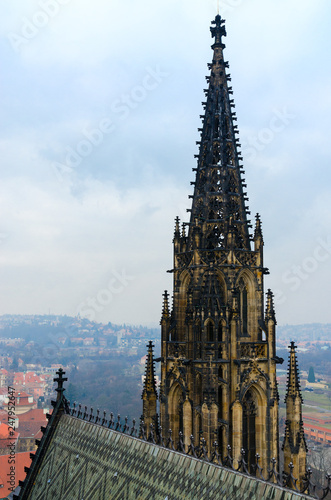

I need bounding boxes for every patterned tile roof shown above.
[22,414,309,500]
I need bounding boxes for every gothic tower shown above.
[154,13,282,472]
[282,342,307,486]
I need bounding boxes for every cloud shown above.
[0,0,330,325]
[0,173,185,323]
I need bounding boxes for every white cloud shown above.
[0,0,330,325]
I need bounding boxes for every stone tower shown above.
[149,13,283,473]
[283,342,307,485]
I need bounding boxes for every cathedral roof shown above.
[17,368,315,500]
[17,412,310,500]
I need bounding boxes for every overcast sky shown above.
[0,0,330,327]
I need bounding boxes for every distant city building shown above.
[4,391,35,415]
[304,413,331,445]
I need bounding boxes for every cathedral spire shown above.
[142,341,158,434]
[282,342,307,486]
[187,14,251,252]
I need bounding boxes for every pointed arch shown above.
[195,411,202,442]
[236,269,258,337]
[200,270,227,315]
[195,319,201,342]
[218,321,223,341]
[242,388,257,472]
[196,372,202,407]
[238,278,248,335]
[218,384,223,417]
[216,270,228,309]
[177,270,191,341]
[241,383,267,472]
[206,319,215,342]
[195,319,202,358]
[168,382,184,444]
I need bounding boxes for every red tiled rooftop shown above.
[0,409,9,423]
[17,421,44,439]
[15,391,33,399]
[17,409,49,422]
[304,422,331,434]
[0,422,19,440]
[0,452,32,497]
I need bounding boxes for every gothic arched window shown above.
[195,320,202,358]
[238,278,248,336]
[218,322,223,342]
[207,321,214,342]
[242,389,257,473]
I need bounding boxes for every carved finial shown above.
[210,14,226,47]
[265,289,276,323]
[254,213,264,241]
[54,368,67,403]
[285,341,303,402]
[161,290,170,321]
[142,341,158,398]
[174,216,180,237]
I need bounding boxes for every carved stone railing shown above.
[167,341,186,358]
[66,401,331,500]
[240,342,267,359]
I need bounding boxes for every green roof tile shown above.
[23,415,312,500]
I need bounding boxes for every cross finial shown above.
[54,368,67,401]
[210,13,226,47]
